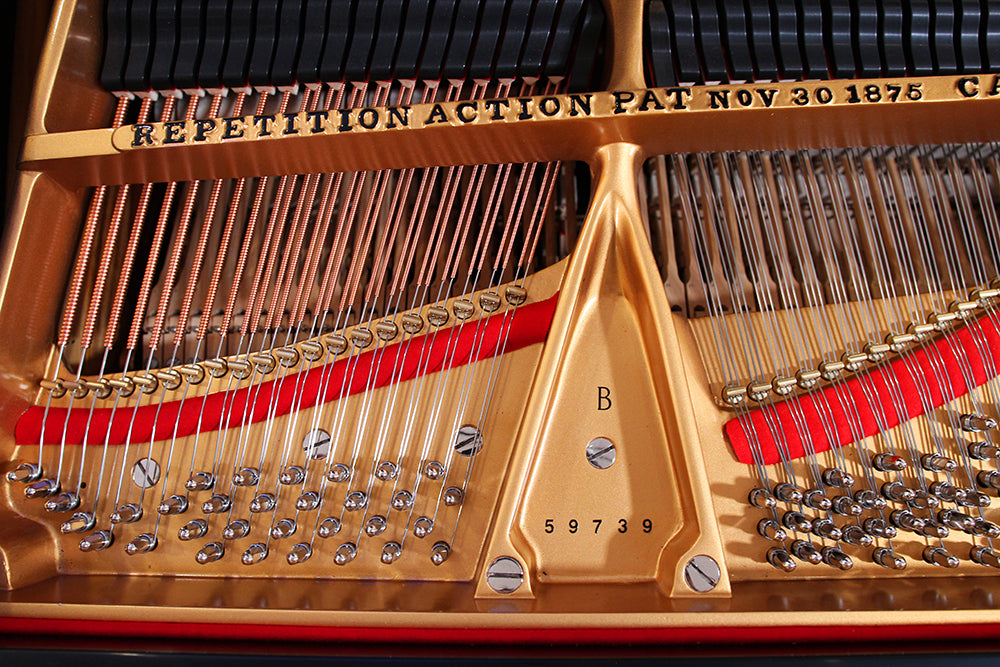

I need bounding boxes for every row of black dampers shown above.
[645,0,1000,86]
[100,0,606,97]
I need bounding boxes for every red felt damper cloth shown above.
[725,314,1000,465]
[16,294,559,447]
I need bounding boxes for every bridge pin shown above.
[6,462,41,483]
[430,541,451,565]
[178,519,207,540]
[60,511,95,534]
[125,533,157,555]
[196,542,224,564]
[318,517,342,538]
[241,543,268,565]
[381,542,402,564]
[287,543,312,565]
[413,516,434,538]
[766,548,796,572]
[334,542,357,565]
[79,530,113,552]
[223,519,250,540]
[45,491,80,513]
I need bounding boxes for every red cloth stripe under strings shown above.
[15,294,559,447]
[724,314,1000,465]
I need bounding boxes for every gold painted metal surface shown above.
[5,0,1000,642]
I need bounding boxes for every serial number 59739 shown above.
[543,518,653,534]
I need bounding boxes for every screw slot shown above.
[683,555,721,592]
[454,425,483,456]
[486,556,524,594]
[131,457,161,488]
[302,429,331,460]
[585,437,616,469]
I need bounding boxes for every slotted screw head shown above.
[684,555,721,592]
[486,556,524,594]
[585,437,616,469]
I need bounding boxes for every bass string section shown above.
[5,0,600,573]
[643,145,1000,574]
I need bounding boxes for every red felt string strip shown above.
[16,294,559,447]
[724,314,1000,465]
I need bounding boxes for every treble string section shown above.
[956,148,1000,416]
[858,148,999,561]
[714,152,852,567]
[906,150,1000,550]
[902,149,1000,552]
[807,150,952,561]
[779,153,894,562]
[791,153,892,551]
[848,150,980,552]
[710,153,842,568]
[864,152,971,507]
[735,153,853,568]
[667,154,794,566]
